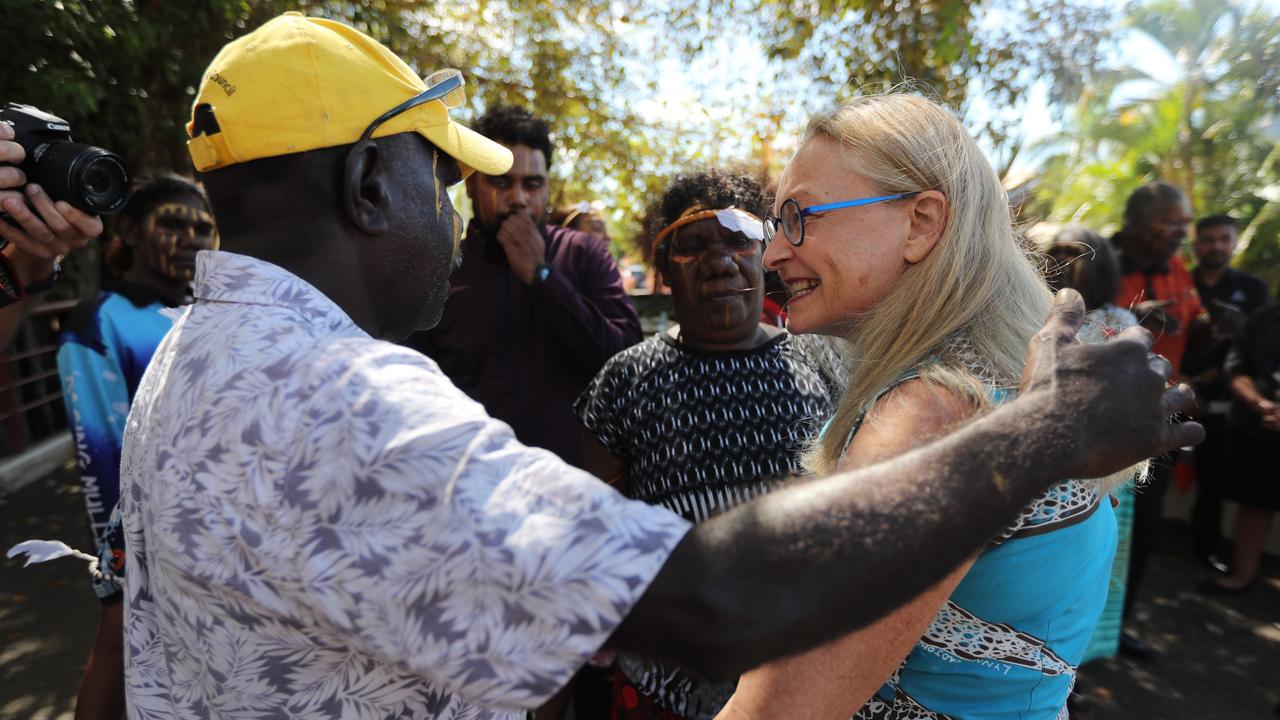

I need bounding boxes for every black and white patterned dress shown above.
[576,330,840,718]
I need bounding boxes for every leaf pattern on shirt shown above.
[120,251,690,719]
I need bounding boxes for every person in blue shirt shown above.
[55,174,216,720]
[57,174,216,544]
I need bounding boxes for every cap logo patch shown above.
[209,73,237,97]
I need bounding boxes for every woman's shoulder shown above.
[839,375,976,468]
[603,332,674,367]
[867,376,974,427]
[588,333,687,391]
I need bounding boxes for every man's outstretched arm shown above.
[610,289,1202,679]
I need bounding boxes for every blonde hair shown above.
[802,93,1053,475]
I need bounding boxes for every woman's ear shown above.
[902,189,947,264]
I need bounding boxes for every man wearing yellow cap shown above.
[117,13,1200,719]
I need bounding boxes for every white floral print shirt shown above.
[119,251,690,719]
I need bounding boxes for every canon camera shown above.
[0,103,131,215]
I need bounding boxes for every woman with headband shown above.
[575,169,842,720]
[713,93,1119,719]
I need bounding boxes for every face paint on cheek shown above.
[149,229,179,279]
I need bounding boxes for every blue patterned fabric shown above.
[57,285,174,543]
[848,376,1116,720]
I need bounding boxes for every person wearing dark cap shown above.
[116,13,1198,719]
[405,106,640,469]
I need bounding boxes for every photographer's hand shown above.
[1,126,103,287]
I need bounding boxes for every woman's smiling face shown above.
[764,135,915,336]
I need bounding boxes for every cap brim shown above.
[419,120,513,178]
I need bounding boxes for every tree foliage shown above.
[5,0,1120,274]
[1031,0,1280,290]
[640,0,1117,174]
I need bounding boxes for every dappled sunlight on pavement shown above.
[1,465,98,720]
[1072,521,1280,719]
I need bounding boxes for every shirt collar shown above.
[192,250,366,336]
[107,278,181,308]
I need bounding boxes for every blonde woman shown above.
[717,93,1118,719]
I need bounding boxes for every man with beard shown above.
[1182,214,1269,568]
[1111,181,1204,660]
[406,106,640,468]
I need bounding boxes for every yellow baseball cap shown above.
[186,12,512,177]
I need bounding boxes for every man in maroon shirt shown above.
[406,106,641,468]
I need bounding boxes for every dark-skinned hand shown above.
[496,212,546,285]
[1133,299,1181,336]
[1019,289,1202,479]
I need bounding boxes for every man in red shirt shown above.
[1113,182,1204,370]
[1111,181,1203,660]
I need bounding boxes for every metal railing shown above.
[0,299,76,456]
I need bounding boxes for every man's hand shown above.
[1208,299,1247,340]
[1133,299,1181,335]
[1,126,103,286]
[1020,289,1203,479]
[1255,399,1280,433]
[496,212,546,285]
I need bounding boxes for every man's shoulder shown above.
[300,336,482,414]
[1251,302,1280,324]
[1233,268,1270,297]
[545,225,612,262]
[298,334,449,383]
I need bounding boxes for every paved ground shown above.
[2,465,1278,719]
[1,465,98,720]
[1071,534,1280,719]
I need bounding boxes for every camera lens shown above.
[85,164,113,195]
[75,154,130,214]
[31,142,131,215]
